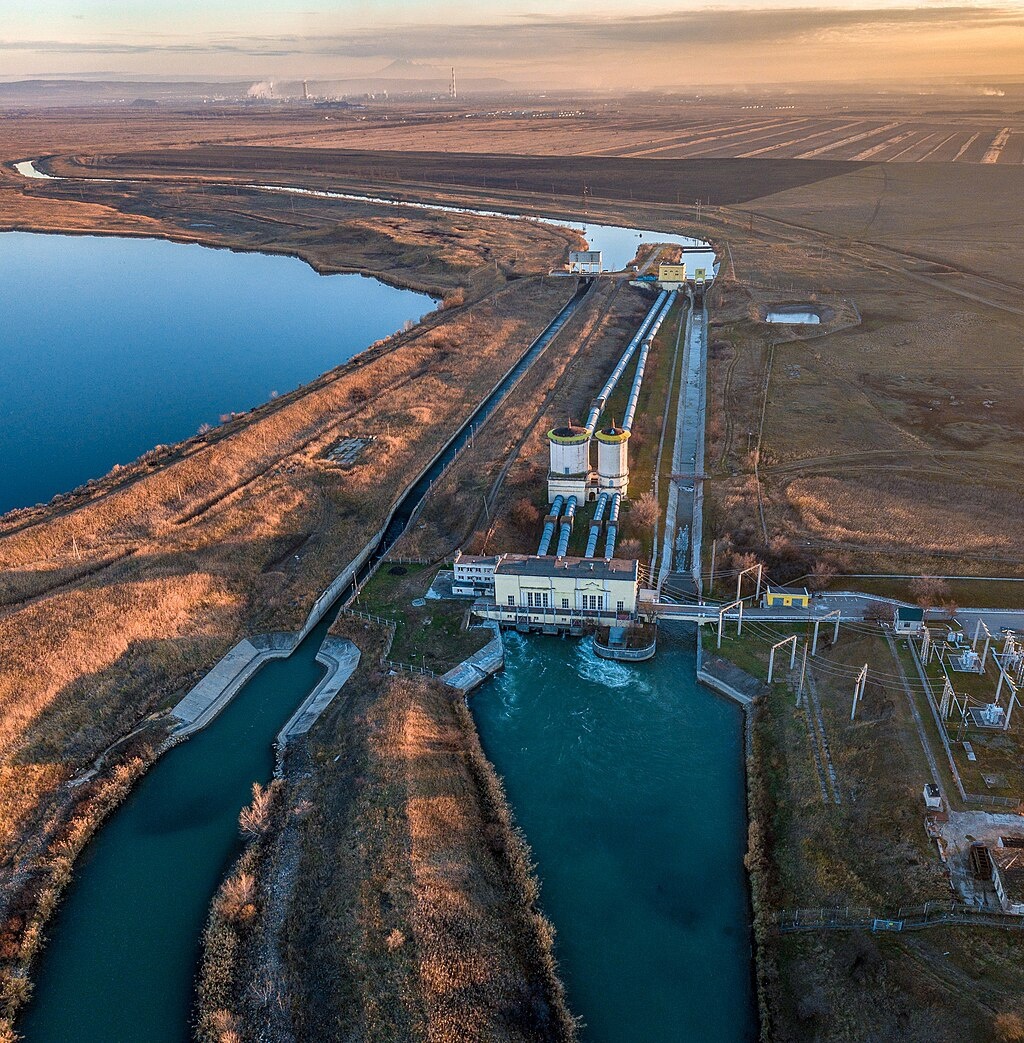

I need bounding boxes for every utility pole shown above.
[798,643,808,705]
[851,664,868,721]
[708,538,717,595]
[767,634,797,684]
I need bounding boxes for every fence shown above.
[776,901,1024,934]
[384,659,438,679]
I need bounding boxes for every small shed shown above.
[894,605,925,635]
[763,585,811,609]
[568,250,602,274]
[922,783,943,811]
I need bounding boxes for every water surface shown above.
[0,232,434,514]
[473,629,756,1042]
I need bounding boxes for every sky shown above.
[2,0,1024,88]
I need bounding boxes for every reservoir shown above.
[0,232,434,515]
[473,629,756,1042]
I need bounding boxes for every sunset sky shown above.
[3,1,1024,87]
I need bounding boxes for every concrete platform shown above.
[169,633,298,738]
[276,637,361,753]
[441,622,504,694]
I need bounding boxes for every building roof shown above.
[569,250,601,261]
[495,554,638,582]
[896,605,925,621]
[992,847,1024,900]
[766,585,809,597]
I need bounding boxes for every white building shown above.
[991,846,1024,915]
[452,552,498,596]
[568,250,602,274]
[475,554,639,631]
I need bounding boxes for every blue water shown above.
[473,628,756,1042]
[0,232,434,514]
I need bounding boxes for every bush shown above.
[995,1013,1024,1042]
[616,538,642,561]
[509,497,541,533]
[218,872,256,925]
[628,493,660,535]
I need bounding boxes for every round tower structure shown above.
[595,425,629,494]
[547,425,590,477]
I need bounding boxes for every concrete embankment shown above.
[441,622,505,694]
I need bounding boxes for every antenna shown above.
[449,67,457,100]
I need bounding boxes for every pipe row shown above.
[584,492,610,557]
[535,495,565,555]
[584,291,669,433]
[622,291,675,433]
[604,493,621,558]
[556,496,577,557]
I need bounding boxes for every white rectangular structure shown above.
[568,250,602,274]
[452,552,498,596]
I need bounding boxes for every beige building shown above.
[452,551,498,596]
[657,263,687,288]
[476,554,639,631]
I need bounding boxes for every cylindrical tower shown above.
[595,426,629,494]
[547,425,590,477]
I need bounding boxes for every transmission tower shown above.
[449,68,457,100]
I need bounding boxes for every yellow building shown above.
[481,555,639,630]
[657,263,687,288]
[763,585,811,609]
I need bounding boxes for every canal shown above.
[473,628,756,1042]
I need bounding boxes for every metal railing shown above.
[776,901,1024,934]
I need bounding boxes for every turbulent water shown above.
[473,628,757,1042]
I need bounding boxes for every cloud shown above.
[3,5,1022,64]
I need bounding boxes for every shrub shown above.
[218,872,257,925]
[616,538,642,561]
[628,493,660,534]
[238,782,274,838]
[995,1013,1024,1042]
[509,497,541,533]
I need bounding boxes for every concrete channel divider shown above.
[275,637,361,773]
[441,622,505,695]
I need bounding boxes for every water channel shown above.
[9,177,752,1041]
[474,631,755,1042]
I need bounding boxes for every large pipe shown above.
[585,493,610,557]
[622,291,675,433]
[535,495,565,555]
[584,291,668,433]
[604,493,621,558]
[555,496,577,557]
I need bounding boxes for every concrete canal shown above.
[473,629,756,1042]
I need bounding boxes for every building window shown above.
[562,598,570,610]
[507,595,515,606]
[617,600,625,613]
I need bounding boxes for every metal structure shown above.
[812,609,842,655]
[585,492,609,558]
[604,493,621,558]
[449,67,457,100]
[850,664,868,720]
[717,600,744,648]
[767,635,798,683]
[736,563,763,604]
[555,496,577,557]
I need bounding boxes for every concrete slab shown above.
[169,634,297,736]
[442,622,504,694]
[277,637,360,748]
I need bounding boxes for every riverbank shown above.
[0,216,577,1037]
[207,615,576,1043]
